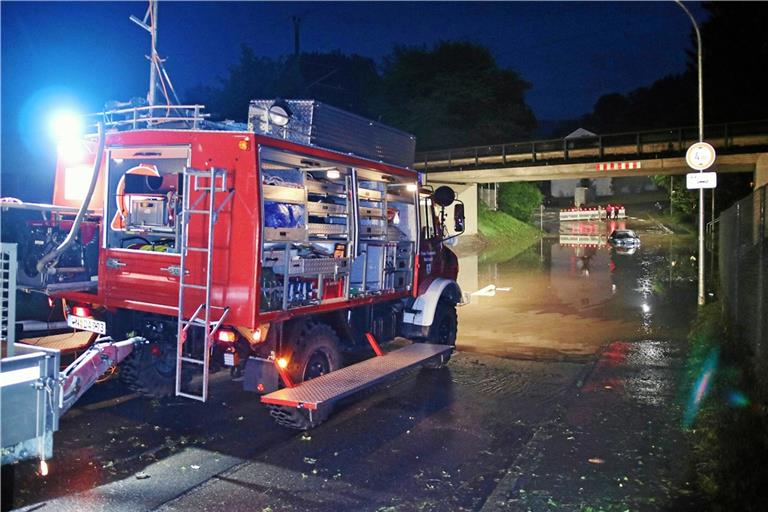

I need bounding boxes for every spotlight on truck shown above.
[49,109,83,141]
[49,109,85,162]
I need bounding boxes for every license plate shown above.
[67,315,106,335]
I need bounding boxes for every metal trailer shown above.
[1,243,145,471]
[2,243,59,467]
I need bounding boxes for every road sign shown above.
[685,142,717,170]
[686,172,717,189]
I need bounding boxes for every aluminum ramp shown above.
[261,343,452,412]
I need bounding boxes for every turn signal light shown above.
[217,329,237,343]
[238,138,250,151]
[277,357,289,369]
[72,306,91,318]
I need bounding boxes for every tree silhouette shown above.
[377,41,536,150]
[186,45,381,121]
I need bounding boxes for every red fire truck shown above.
[2,100,465,431]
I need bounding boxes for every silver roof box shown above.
[248,99,416,168]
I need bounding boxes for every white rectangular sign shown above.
[686,172,717,189]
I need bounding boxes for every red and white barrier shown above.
[596,161,642,171]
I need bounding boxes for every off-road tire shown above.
[120,342,183,398]
[268,322,341,430]
[418,301,457,369]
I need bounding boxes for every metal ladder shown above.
[175,167,234,402]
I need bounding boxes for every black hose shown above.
[36,121,106,274]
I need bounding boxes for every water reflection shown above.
[455,221,698,360]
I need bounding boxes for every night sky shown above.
[1,1,706,199]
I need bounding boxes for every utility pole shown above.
[675,0,706,306]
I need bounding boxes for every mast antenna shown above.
[130,0,176,107]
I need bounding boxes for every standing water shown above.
[455,219,699,362]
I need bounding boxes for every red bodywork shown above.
[53,129,454,328]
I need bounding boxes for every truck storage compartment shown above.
[259,148,354,312]
[105,146,189,253]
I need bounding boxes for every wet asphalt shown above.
[8,354,586,512]
[4,216,702,511]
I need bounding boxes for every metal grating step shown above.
[261,343,452,411]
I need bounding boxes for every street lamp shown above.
[675,0,707,306]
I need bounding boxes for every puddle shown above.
[456,221,698,361]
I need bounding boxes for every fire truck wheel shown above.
[120,342,185,398]
[268,322,341,429]
[420,301,457,369]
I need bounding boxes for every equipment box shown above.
[249,99,416,168]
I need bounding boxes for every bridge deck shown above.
[417,119,768,176]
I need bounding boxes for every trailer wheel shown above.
[268,322,341,430]
[419,300,457,369]
[120,342,183,398]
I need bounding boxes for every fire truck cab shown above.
[4,101,465,430]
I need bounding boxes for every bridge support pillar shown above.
[755,153,768,190]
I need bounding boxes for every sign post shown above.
[685,141,716,306]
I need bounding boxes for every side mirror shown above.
[454,202,465,233]
[433,186,455,207]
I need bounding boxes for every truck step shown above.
[261,343,452,412]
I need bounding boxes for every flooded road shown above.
[456,219,698,361]
[5,217,706,512]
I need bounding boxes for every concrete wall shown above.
[549,177,658,198]
[426,182,478,237]
[478,183,497,210]
[755,153,768,189]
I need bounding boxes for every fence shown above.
[718,186,768,384]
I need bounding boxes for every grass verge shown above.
[681,302,768,509]
[473,204,541,262]
[645,211,697,235]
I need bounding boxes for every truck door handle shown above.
[160,265,187,277]
[106,258,126,269]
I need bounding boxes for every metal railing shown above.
[84,104,210,134]
[417,119,768,171]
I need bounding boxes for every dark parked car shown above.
[608,229,641,248]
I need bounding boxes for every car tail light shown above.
[217,329,237,343]
[72,306,91,317]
